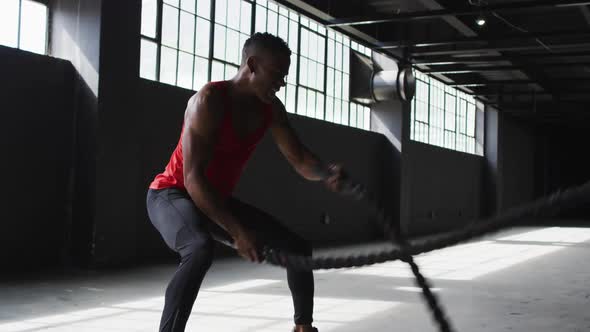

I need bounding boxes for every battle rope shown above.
[263,174,590,332]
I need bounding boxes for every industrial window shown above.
[140,0,212,90]
[0,0,48,55]
[411,70,482,156]
[140,0,372,131]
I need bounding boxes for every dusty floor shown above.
[1,226,590,332]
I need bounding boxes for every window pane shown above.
[307,90,316,118]
[178,51,194,89]
[0,0,19,48]
[316,94,324,119]
[193,56,209,89]
[211,60,224,81]
[334,71,341,99]
[350,104,357,127]
[255,5,266,32]
[341,103,349,125]
[195,17,210,57]
[181,0,196,13]
[286,84,296,113]
[227,0,240,30]
[226,28,239,64]
[278,15,288,42]
[141,0,158,38]
[240,1,252,34]
[160,46,178,85]
[287,55,297,84]
[164,0,179,6]
[343,45,349,73]
[335,42,342,70]
[239,33,248,64]
[300,29,308,58]
[20,0,47,54]
[215,0,227,25]
[336,104,343,125]
[327,39,334,68]
[213,24,226,60]
[325,97,333,122]
[224,64,237,79]
[288,19,298,52]
[317,36,325,64]
[140,39,158,80]
[326,68,334,97]
[162,5,179,48]
[197,0,211,19]
[342,73,349,100]
[299,57,308,86]
[308,33,317,61]
[297,88,306,115]
[267,10,278,34]
[179,12,195,53]
[308,61,316,89]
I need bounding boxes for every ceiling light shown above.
[476,16,486,26]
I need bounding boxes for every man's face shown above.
[251,52,290,103]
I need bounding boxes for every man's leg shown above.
[147,188,215,332]
[228,199,315,328]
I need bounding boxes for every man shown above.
[146,32,345,332]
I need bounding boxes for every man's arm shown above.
[269,98,326,181]
[182,84,259,262]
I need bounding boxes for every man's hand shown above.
[233,227,261,263]
[324,163,348,193]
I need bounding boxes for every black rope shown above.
[263,179,590,332]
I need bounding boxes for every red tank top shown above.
[149,81,273,198]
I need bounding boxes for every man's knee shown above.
[179,239,214,268]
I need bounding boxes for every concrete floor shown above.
[1,225,590,332]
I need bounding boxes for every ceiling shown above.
[279,0,590,126]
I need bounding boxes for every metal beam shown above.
[326,0,590,27]
[413,51,590,64]
[420,62,590,74]
[447,77,589,86]
[411,42,590,57]
[377,30,590,49]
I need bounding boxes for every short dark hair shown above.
[242,32,291,64]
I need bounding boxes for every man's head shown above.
[241,33,291,103]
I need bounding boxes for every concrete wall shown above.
[500,115,535,211]
[404,141,483,235]
[0,46,75,270]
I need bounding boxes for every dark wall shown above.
[404,141,483,235]
[51,0,102,266]
[536,124,590,219]
[501,115,535,210]
[0,46,75,270]
[235,114,392,245]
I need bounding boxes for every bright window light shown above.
[0,0,48,54]
[204,279,280,292]
[0,289,399,332]
[0,0,20,48]
[340,227,586,281]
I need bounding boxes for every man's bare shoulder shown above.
[185,83,225,126]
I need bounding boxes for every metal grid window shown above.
[140,0,212,90]
[297,18,326,120]
[212,0,252,81]
[140,0,372,131]
[0,0,48,55]
[411,70,482,156]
